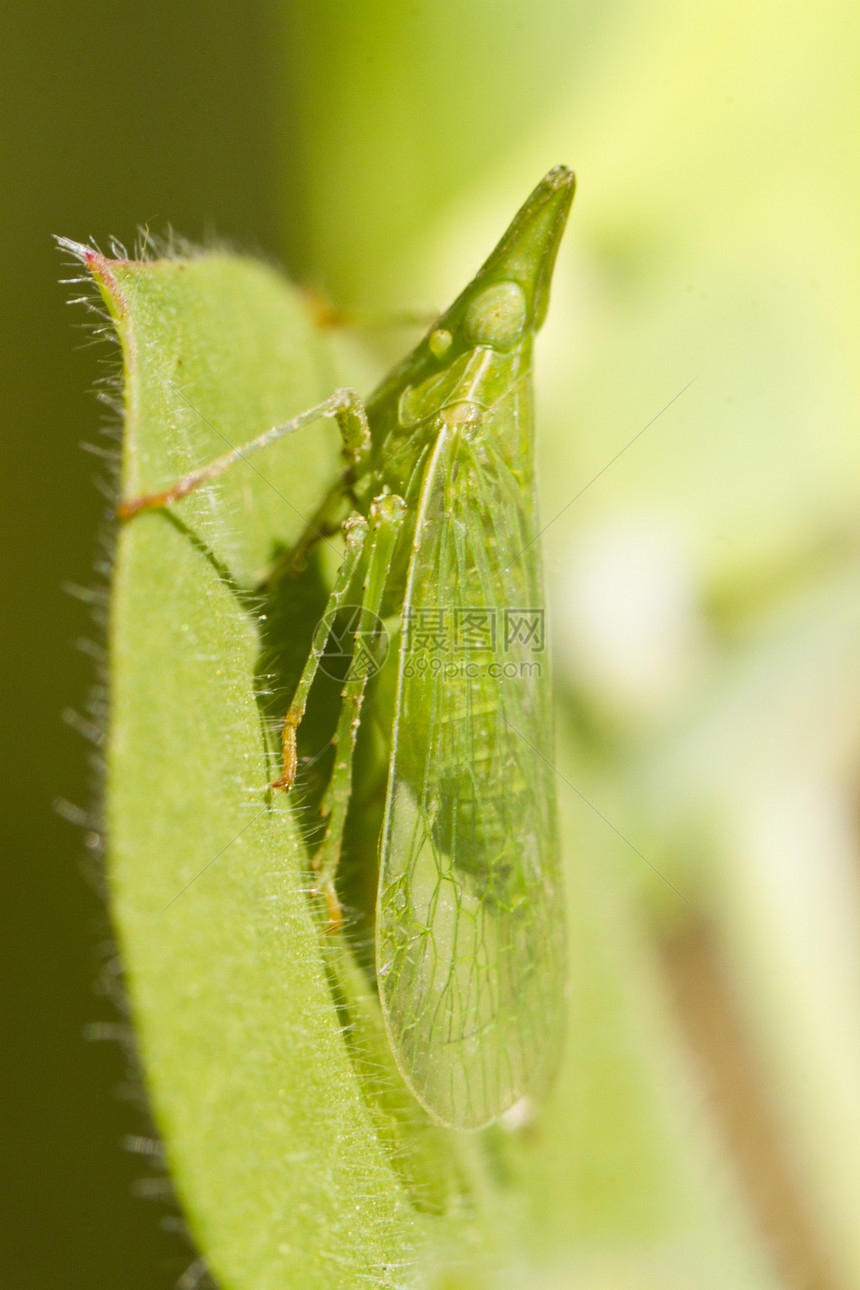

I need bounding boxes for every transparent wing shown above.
[376,417,565,1129]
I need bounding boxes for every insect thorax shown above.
[366,339,535,498]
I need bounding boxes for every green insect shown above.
[119,166,575,1129]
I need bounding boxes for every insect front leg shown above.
[115,387,370,519]
[308,494,408,931]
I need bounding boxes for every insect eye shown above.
[464,281,527,349]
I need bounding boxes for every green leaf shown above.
[83,247,424,1287]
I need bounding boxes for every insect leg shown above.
[272,513,370,792]
[115,387,370,520]
[310,493,408,930]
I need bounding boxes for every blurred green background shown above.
[4,2,860,1287]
